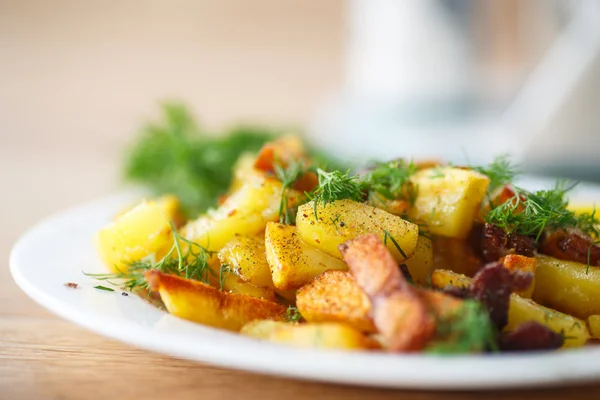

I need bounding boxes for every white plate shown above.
[9,179,600,390]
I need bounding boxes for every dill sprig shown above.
[362,159,418,203]
[474,155,518,194]
[426,300,498,354]
[310,169,364,220]
[484,181,580,241]
[578,208,600,239]
[285,306,302,322]
[84,222,216,294]
[219,264,231,290]
[274,160,310,225]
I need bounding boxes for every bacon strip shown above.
[339,234,435,351]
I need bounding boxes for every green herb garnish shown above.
[274,160,310,225]
[219,264,231,290]
[93,285,115,292]
[285,306,302,322]
[383,229,407,259]
[85,222,215,294]
[362,159,418,201]
[426,300,498,354]
[310,169,364,220]
[484,181,581,241]
[474,155,518,194]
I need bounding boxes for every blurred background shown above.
[1,0,600,204]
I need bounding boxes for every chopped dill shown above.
[285,306,302,322]
[273,159,309,225]
[426,300,498,354]
[93,285,115,292]
[383,229,407,259]
[484,181,581,241]
[362,159,418,202]
[310,169,364,220]
[219,264,231,290]
[84,222,216,294]
[474,155,518,194]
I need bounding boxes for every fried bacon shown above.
[540,229,600,267]
[498,321,563,352]
[467,262,533,330]
[471,223,537,262]
[339,234,435,352]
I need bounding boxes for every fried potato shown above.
[407,167,490,239]
[403,236,434,286]
[241,320,379,350]
[218,235,274,288]
[146,270,286,331]
[265,222,348,290]
[533,255,600,319]
[228,152,260,193]
[340,234,435,351]
[183,173,303,252]
[296,270,375,333]
[96,200,173,273]
[587,315,600,339]
[430,269,590,347]
[501,255,537,298]
[296,199,418,263]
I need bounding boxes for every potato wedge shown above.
[533,255,600,319]
[183,173,303,252]
[96,201,173,273]
[241,320,379,350]
[218,235,274,288]
[407,167,490,239]
[340,234,435,351]
[296,199,418,262]
[587,315,600,339]
[296,270,375,333]
[146,270,286,331]
[501,255,537,298]
[228,152,261,193]
[403,236,434,286]
[265,222,348,290]
[430,269,590,347]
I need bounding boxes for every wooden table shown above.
[1,146,600,400]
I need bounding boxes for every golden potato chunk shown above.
[96,201,173,273]
[407,167,490,239]
[241,320,379,350]
[296,270,375,333]
[265,222,348,290]
[430,269,590,347]
[146,270,286,331]
[587,315,600,339]
[218,236,274,289]
[296,199,418,262]
[403,236,434,286]
[183,173,303,253]
[533,255,600,319]
[340,234,435,351]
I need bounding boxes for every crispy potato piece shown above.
[241,320,379,350]
[587,315,600,339]
[430,269,590,347]
[96,201,173,273]
[265,222,348,290]
[146,271,286,331]
[228,152,261,193]
[296,270,375,333]
[403,236,434,286]
[533,255,600,319]
[183,173,303,252]
[296,199,418,263]
[339,234,435,351]
[216,273,276,301]
[218,236,274,288]
[500,255,537,298]
[407,167,490,239]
